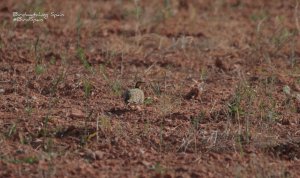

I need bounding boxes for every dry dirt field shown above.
[1,0,300,177]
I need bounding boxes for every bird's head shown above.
[135,81,145,89]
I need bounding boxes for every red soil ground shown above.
[1,0,300,177]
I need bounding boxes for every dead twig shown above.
[295,0,300,34]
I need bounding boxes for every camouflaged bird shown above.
[123,81,145,105]
[184,80,204,100]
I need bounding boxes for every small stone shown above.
[68,108,85,118]
[136,105,142,111]
[95,150,105,160]
[283,85,291,96]
[215,58,229,71]
[75,74,81,78]
[0,89,4,93]
[185,81,204,100]
[293,83,300,92]
[185,87,199,100]
[296,94,300,102]
[280,118,290,125]
[295,94,300,113]
[84,148,96,160]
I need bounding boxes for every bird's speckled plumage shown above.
[123,81,145,105]
[123,88,144,104]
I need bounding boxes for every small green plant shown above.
[157,94,175,116]
[0,37,3,49]
[266,109,278,123]
[134,0,143,20]
[290,38,297,68]
[150,82,162,96]
[163,0,172,16]
[113,121,124,138]
[43,138,54,152]
[1,19,7,29]
[245,121,251,144]
[190,112,204,130]
[25,106,33,116]
[99,64,108,81]
[22,156,39,164]
[50,56,56,65]
[153,0,174,23]
[83,79,92,98]
[150,162,166,175]
[235,134,245,157]
[200,67,207,81]
[77,48,91,70]
[80,135,88,146]
[250,10,268,22]
[271,27,294,50]
[186,111,205,152]
[142,119,150,137]
[34,36,41,63]
[9,156,39,164]
[76,10,82,48]
[144,97,153,105]
[159,121,164,152]
[50,71,65,94]
[235,122,251,147]
[99,115,111,138]
[35,64,45,75]
[6,123,16,138]
[252,14,297,65]
[227,94,243,120]
[111,80,122,96]
[283,85,291,96]
[41,115,50,137]
[153,10,166,23]
[227,82,255,120]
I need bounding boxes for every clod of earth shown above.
[68,108,85,118]
[215,58,229,71]
[185,80,204,100]
[185,87,199,100]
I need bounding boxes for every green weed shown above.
[83,79,92,98]
[111,80,122,96]
[77,48,91,70]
